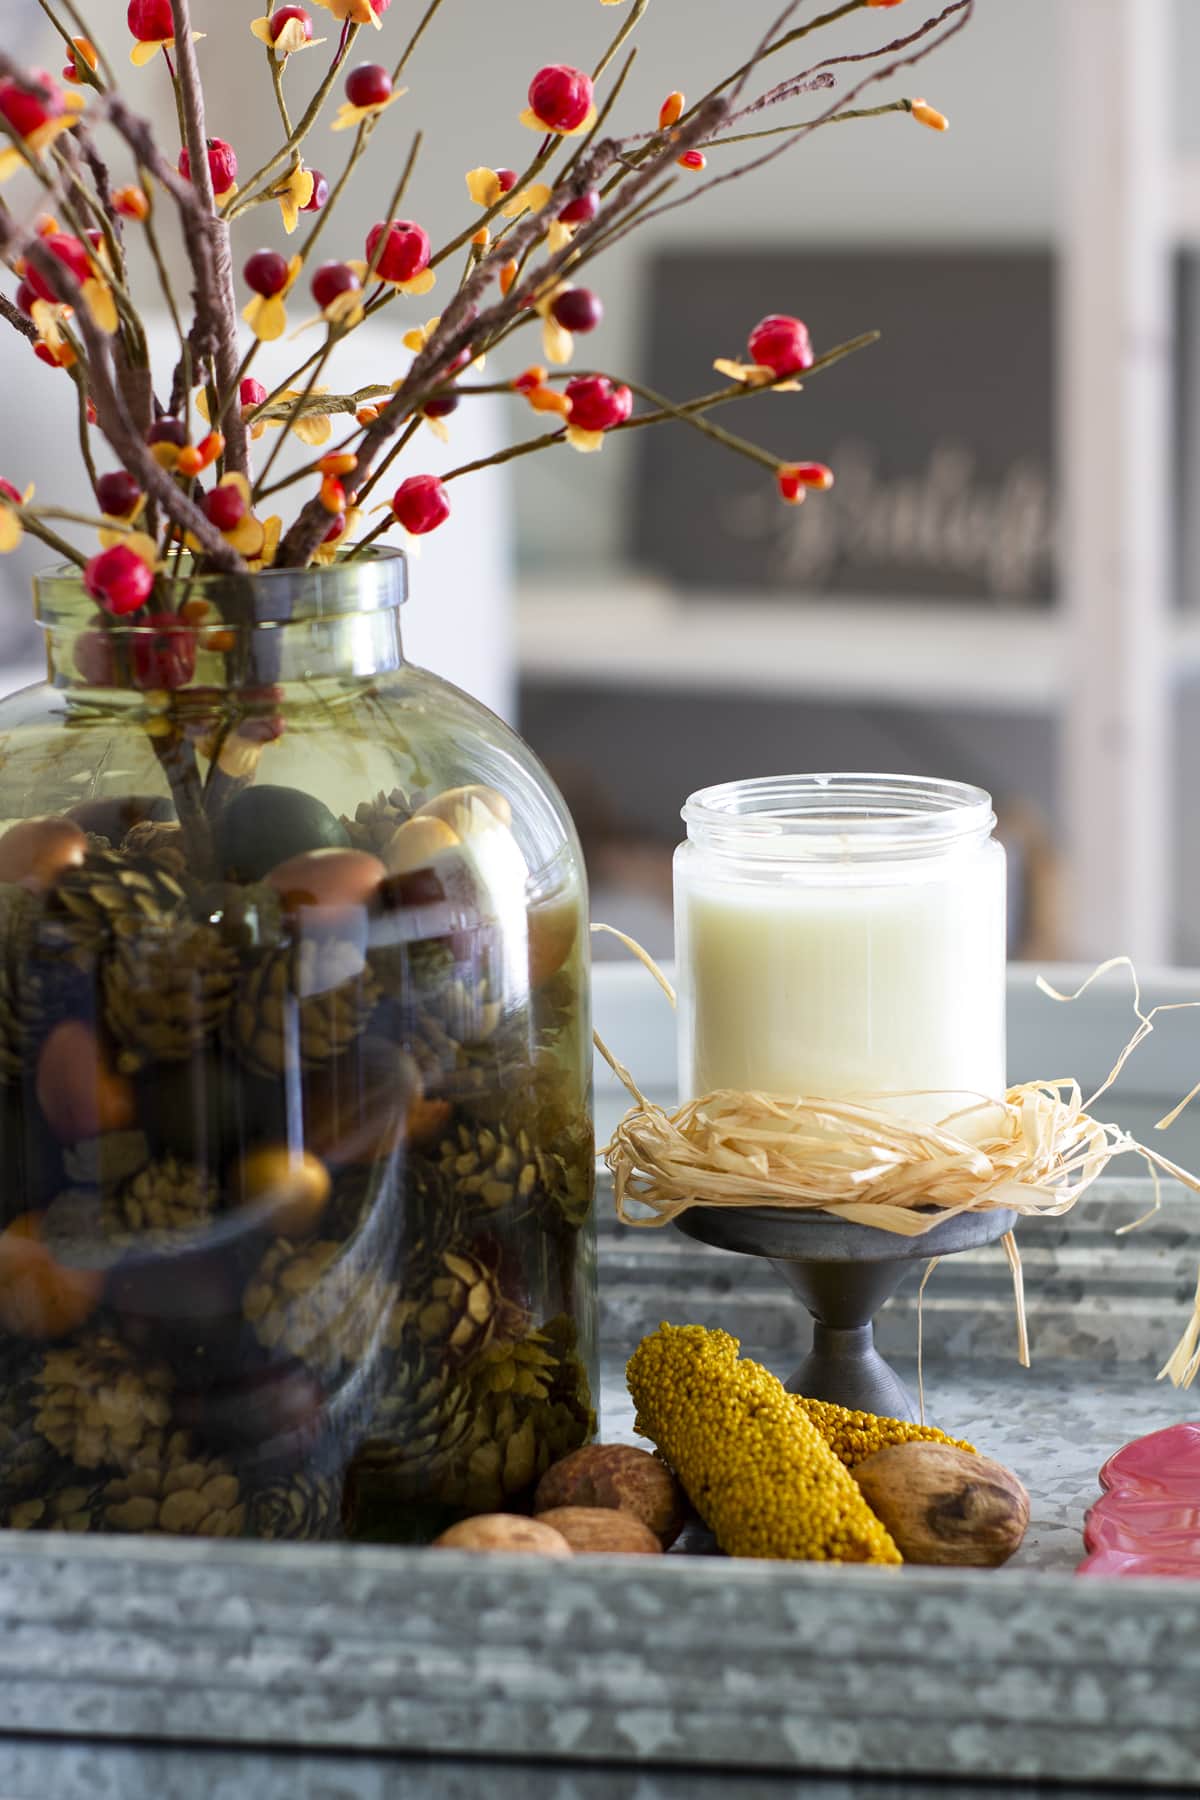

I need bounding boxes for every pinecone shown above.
[437,1120,592,1229]
[355,1344,474,1497]
[341,787,416,855]
[3,1481,98,1531]
[33,1334,174,1471]
[41,850,191,968]
[243,1237,396,1377]
[248,1471,340,1540]
[435,1325,591,1513]
[104,916,237,1072]
[0,1373,51,1501]
[0,884,36,1080]
[393,1245,525,1369]
[121,821,188,879]
[232,941,380,1077]
[103,1156,219,1247]
[102,1429,244,1535]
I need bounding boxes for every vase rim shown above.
[33,548,409,630]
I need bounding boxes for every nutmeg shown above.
[36,1021,137,1143]
[535,1506,661,1555]
[533,1443,684,1548]
[853,1441,1030,1567]
[432,1513,572,1556]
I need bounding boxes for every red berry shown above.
[270,5,312,42]
[311,261,361,310]
[371,0,391,13]
[392,474,450,536]
[240,377,268,409]
[130,614,196,691]
[550,288,602,334]
[747,313,813,378]
[558,189,599,226]
[84,545,154,617]
[147,416,188,449]
[365,219,430,285]
[301,169,330,213]
[528,64,593,134]
[96,471,141,516]
[179,138,238,197]
[0,71,61,139]
[345,63,391,108]
[424,392,459,420]
[25,233,90,304]
[322,512,347,544]
[564,375,632,434]
[0,480,21,507]
[33,344,59,368]
[243,249,290,298]
[495,168,518,194]
[205,485,247,532]
[127,0,173,42]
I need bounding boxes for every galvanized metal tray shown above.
[0,1172,1198,1790]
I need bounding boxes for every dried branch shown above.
[0,290,36,344]
[167,0,249,477]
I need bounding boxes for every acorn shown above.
[0,1212,104,1339]
[382,815,458,878]
[36,1021,137,1144]
[265,848,387,918]
[0,817,87,892]
[234,1144,332,1238]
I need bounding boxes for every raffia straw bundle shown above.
[594,938,1200,1387]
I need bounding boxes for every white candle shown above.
[674,775,1007,1126]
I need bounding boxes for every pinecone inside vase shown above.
[433,1331,559,1514]
[33,1333,174,1471]
[243,1237,396,1378]
[437,1119,591,1230]
[104,915,238,1073]
[393,1243,525,1370]
[121,820,188,880]
[40,850,191,969]
[0,1360,53,1502]
[341,787,417,856]
[0,884,37,1081]
[102,1429,244,1535]
[3,1480,99,1532]
[102,1155,219,1248]
[354,1339,475,1499]
[232,940,380,1077]
[248,1471,340,1541]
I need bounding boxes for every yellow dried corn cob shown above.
[792,1395,976,1469]
[626,1323,901,1564]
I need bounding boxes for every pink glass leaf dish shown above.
[1079,1421,1200,1576]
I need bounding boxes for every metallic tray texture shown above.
[1,1176,1198,1789]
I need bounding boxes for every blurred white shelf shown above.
[519,573,1200,713]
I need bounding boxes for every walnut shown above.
[853,1441,1029,1567]
[535,1506,661,1555]
[431,1513,571,1556]
[533,1443,683,1548]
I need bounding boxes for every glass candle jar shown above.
[674,774,1006,1125]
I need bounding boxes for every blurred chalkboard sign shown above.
[632,249,1056,607]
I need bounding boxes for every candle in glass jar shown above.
[674,775,1007,1125]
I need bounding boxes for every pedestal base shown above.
[674,1205,1017,1421]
